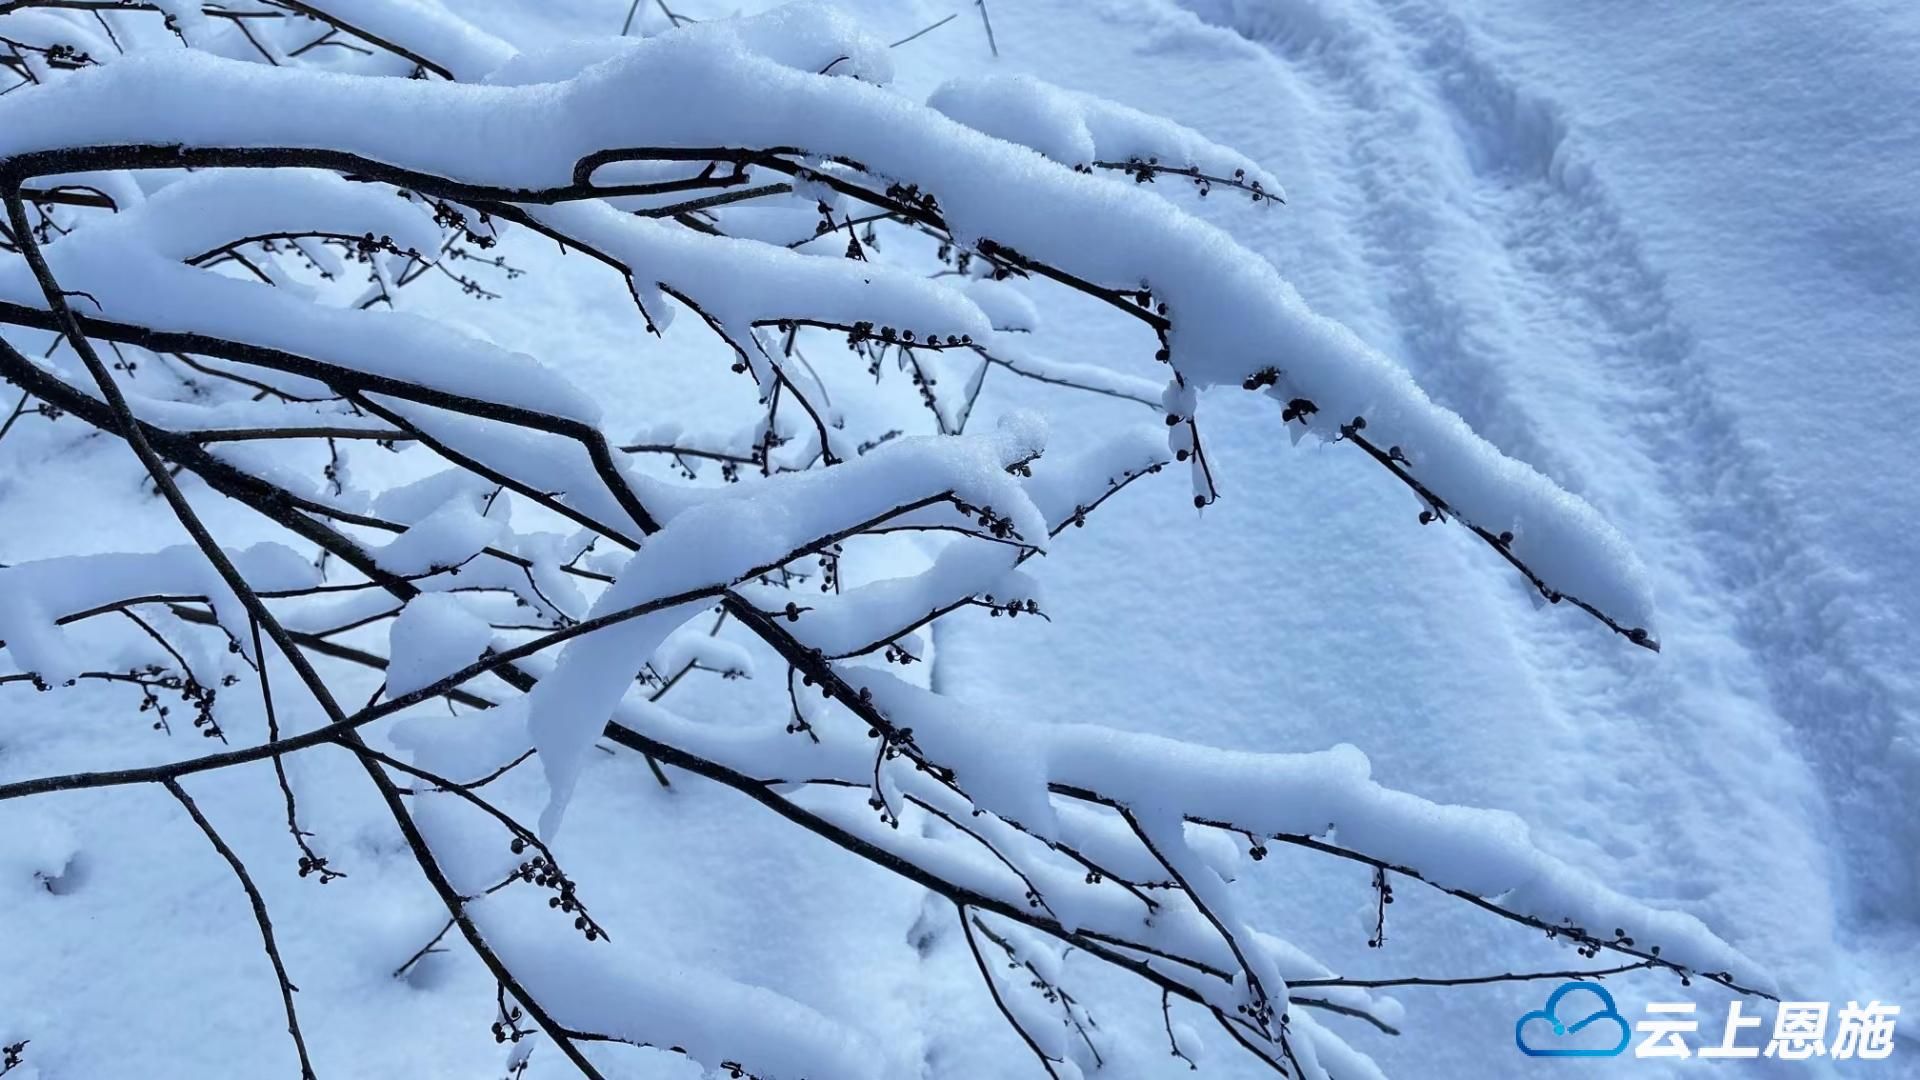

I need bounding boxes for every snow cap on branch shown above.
[528,416,1048,836]
[930,72,1285,202]
[0,544,317,682]
[0,26,1653,632]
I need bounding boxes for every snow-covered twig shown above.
[0,8,1758,1076]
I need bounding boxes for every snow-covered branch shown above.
[0,4,1761,1078]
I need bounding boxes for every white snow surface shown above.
[1,1,1916,1079]
[386,593,493,698]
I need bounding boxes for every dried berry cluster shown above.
[507,839,606,943]
[0,1040,27,1077]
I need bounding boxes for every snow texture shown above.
[3,1,1907,1078]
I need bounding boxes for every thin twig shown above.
[162,778,316,1080]
[960,904,1062,1079]
[890,12,956,49]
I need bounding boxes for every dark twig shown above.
[1092,159,1281,204]
[889,12,956,49]
[252,614,342,883]
[1163,989,1198,1070]
[1120,806,1274,1036]
[960,904,1062,1080]
[162,778,316,1080]
[1367,866,1391,949]
[1333,416,1658,650]
[1295,959,1658,992]
[0,388,31,443]
[392,915,457,979]
[970,912,1102,1067]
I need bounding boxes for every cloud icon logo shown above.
[1515,981,1631,1057]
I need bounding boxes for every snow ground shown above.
[1,1,1914,1078]
[929,0,1920,1075]
[928,0,1920,1072]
